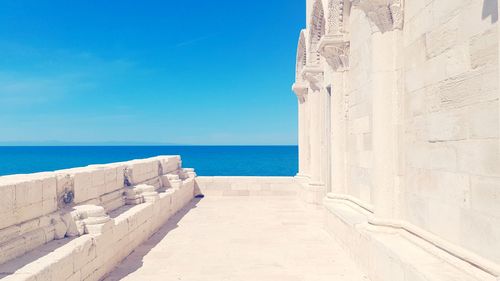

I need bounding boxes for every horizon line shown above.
[0,143,298,147]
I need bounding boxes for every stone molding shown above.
[319,34,350,71]
[351,0,404,32]
[296,30,307,81]
[301,65,324,91]
[327,0,348,34]
[309,0,326,65]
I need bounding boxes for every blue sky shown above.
[0,0,305,145]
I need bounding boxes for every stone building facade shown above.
[293,0,500,280]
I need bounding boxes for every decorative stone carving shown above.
[76,205,112,235]
[56,174,75,208]
[389,0,403,29]
[294,30,309,103]
[327,0,346,34]
[309,0,326,65]
[301,65,324,92]
[351,0,404,32]
[124,167,133,187]
[292,83,309,103]
[319,34,350,71]
[62,205,111,236]
[125,184,159,205]
[296,30,307,81]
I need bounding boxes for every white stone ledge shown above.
[323,199,498,281]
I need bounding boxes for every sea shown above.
[0,146,298,177]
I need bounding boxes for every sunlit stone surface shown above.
[293,0,500,280]
[1,0,500,280]
[104,189,369,281]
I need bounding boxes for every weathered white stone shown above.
[295,0,500,279]
[52,217,67,240]
[0,156,196,281]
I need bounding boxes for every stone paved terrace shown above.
[0,169,370,281]
[104,191,370,281]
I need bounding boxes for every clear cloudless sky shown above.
[0,0,305,145]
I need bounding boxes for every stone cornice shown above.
[319,34,350,72]
[301,65,324,92]
[351,0,403,32]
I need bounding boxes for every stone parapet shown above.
[0,156,195,275]
[196,177,299,197]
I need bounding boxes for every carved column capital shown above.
[301,65,324,92]
[351,0,403,32]
[292,82,309,103]
[319,34,350,72]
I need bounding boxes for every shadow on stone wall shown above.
[483,0,498,23]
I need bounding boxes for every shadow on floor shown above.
[0,236,79,279]
[102,197,203,281]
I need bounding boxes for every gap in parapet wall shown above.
[0,156,197,281]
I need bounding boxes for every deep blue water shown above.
[0,146,298,177]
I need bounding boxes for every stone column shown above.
[292,83,309,179]
[302,66,326,203]
[304,95,311,177]
[353,0,403,219]
[371,32,397,219]
[319,34,350,196]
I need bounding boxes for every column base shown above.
[295,179,325,205]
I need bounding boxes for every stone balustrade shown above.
[0,156,197,281]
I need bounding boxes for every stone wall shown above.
[293,0,500,280]
[0,156,197,281]
[402,0,500,265]
[345,7,375,207]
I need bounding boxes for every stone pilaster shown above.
[318,31,350,196]
[329,71,348,195]
[301,65,326,203]
[369,23,401,220]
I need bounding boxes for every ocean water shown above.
[0,146,298,177]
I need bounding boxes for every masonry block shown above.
[73,171,92,204]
